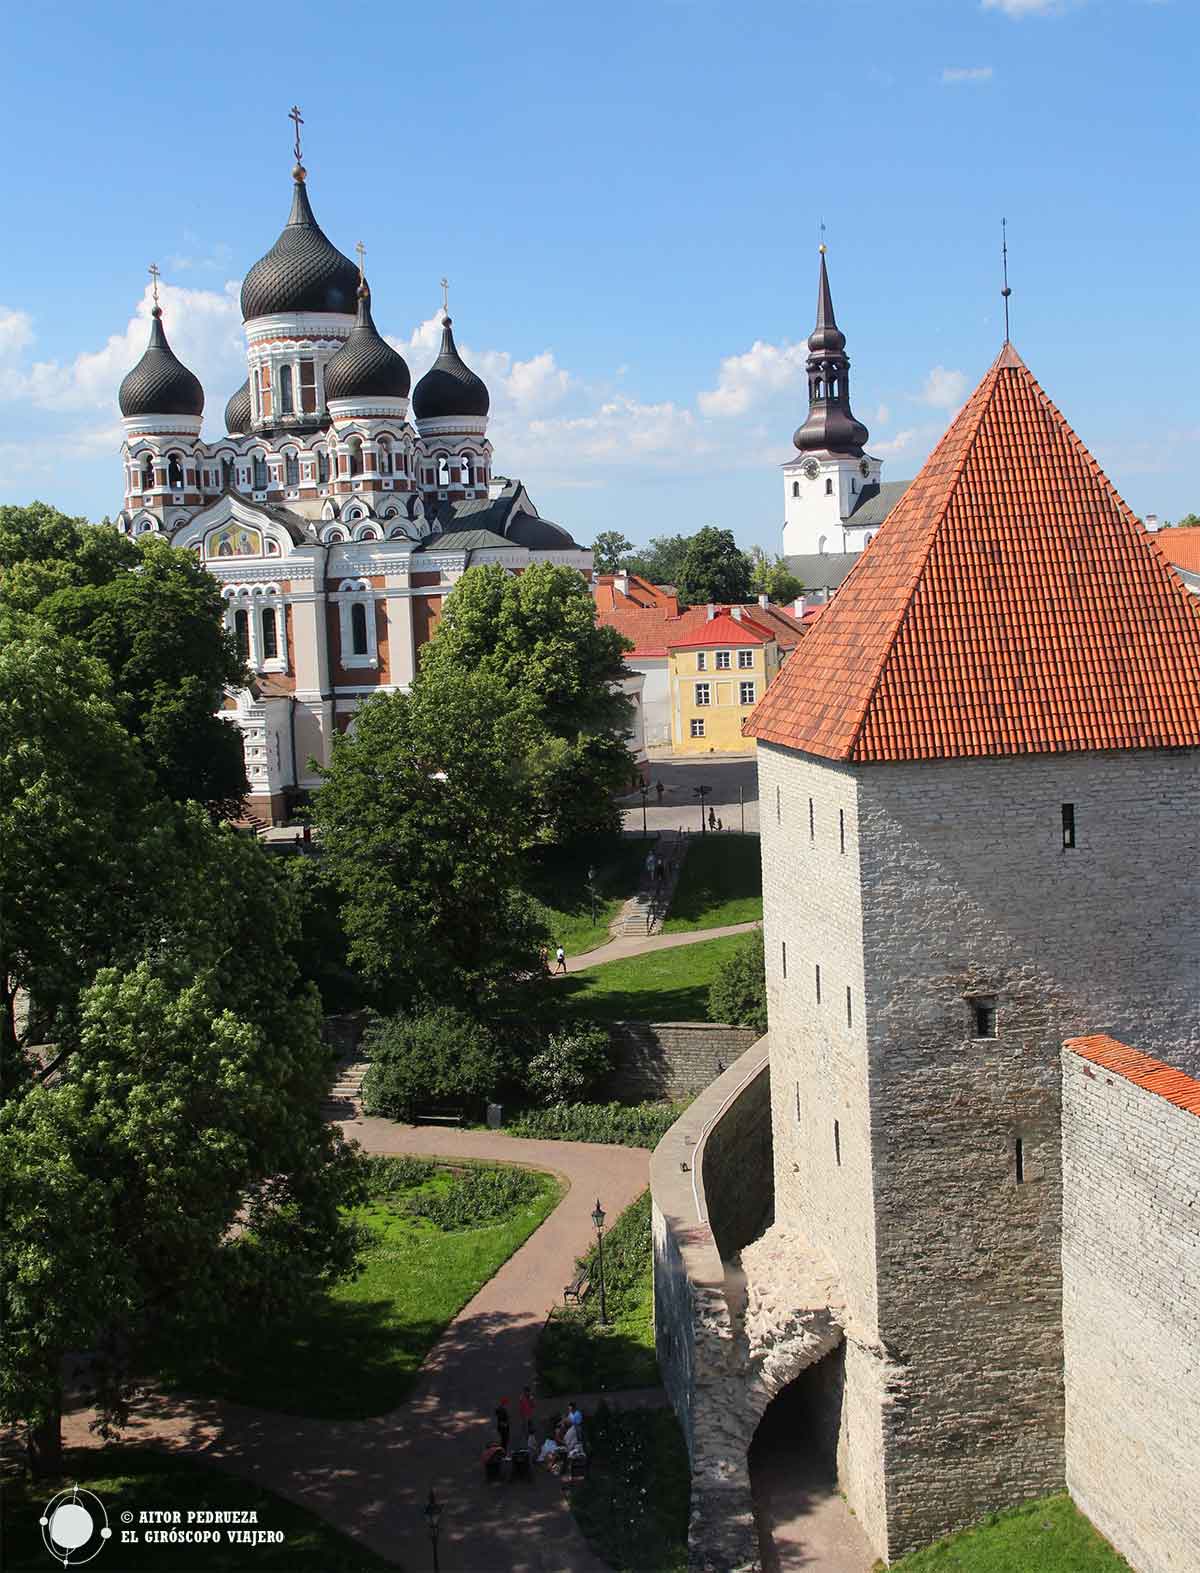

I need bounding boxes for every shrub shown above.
[524,1023,612,1105]
[402,1165,542,1230]
[506,1101,684,1148]
[361,1006,504,1119]
[707,927,766,1033]
[362,1155,435,1198]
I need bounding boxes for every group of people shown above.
[484,1390,586,1481]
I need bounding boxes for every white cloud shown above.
[697,339,807,418]
[168,241,234,274]
[917,366,968,408]
[982,0,1067,15]
[874,402,891,426]
[0,308,34,360]
[873,429,918,458]
[942,66,994,83]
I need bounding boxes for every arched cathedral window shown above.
[222,457,235,491]
[378,442,392,475]
[350,602,368,656]
[253,453,268,490]
[234,608,250,662]
[459,456,472,487]
[141,456,155,492]
[284,451,299,485]
[261,606,279,661]
[317,449,329,483]
[437,455,450,487]
[279,364,294,415]
[168,454,184,489]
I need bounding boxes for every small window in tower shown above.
[795,1082,801,1122]
[299,359,317,413]
[970,996,997,1039]
[378,444,392,475]
[168,454,184,489]
[279,363,294,415]
[782,941,787,979]
[809,796,815,841]
[260,363,272,419]
[317,449,329,483]
[1013,1136,1025,1185]
[834,1119,841,1167]
[221,458,234,491]
[845,987,852,1029]
[437,456,450,487]
[252,455,268,490]
[350,601,369,657]
[460,456,472,487]
[825,478,833,495]
[234,608,250,662]
[285,452,299,485]
[776,784,781,824]
[792,480,800,497]
[142,458,155,492]
[1062,803,1076,850]
[839,808,845,854]
[815,964,822,1004]
[349,447,363,478]
[261,606,278,661]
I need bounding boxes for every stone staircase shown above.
[611,836,690,937]
[322,1056,368,1121]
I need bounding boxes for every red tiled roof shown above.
[746,343,1200,762]
[1066,1035,1200,1118]
[749,603,806,649]
[1153,526,1200,575]
[592,573,679,614]
[598,601,801,659]
[602,606,674,657]
[668,610,774,649]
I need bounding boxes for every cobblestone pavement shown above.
[63,1124,657,1572]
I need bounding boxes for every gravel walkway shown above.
[63,1122,657,1571]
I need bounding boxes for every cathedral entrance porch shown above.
[750,1348,875,1573]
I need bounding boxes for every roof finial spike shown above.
[440,276,450,320]
[1001,216,1012,344]
[289,104,306,181]
[355,241,366,286]
[148,261,161,314]
[818,217,826,256]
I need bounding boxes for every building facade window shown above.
[694,683,711,707]
[167,454,184,489]
[690,718,705,738]
[252,454,268,490]
[234,608,250,662]
[317,449,329,483]
[716,650,731,670]
[696,650,707,671]
[299,359,316,413]
[261,606,278,661]
[970,997,998,1038]
[259,364,272,419]
[815,963,822,1003]
[279,363,294,415]
[337,579,378,668]
[284,452,299,485]
[1062,803,1076,849]
[809,797,815,840]
[738,648,754,669]
[739,681,756,706]
[825,477,833,495]
[350,602,368,655]
[839,808,846,853]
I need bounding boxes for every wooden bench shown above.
[413,1108,465,1127]
[563,1267,591,1305]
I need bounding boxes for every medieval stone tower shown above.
[746,341,1200,1561]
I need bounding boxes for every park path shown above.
[564,919,761,973]
[63,1123,657,1572]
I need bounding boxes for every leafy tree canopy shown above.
[675,526,753,607]
[622,533,690,588]
[592,531,635,575]
[0,502,246,814]
[747,546,804,605]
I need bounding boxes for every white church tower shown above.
[781,249,882,558]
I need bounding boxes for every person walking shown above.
[519,1385,536,1440]
[496,1398,511,1452]
[554,944,567,975]
[655,778,665,804]
[708,806,717,831]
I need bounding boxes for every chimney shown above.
[731,605,743,622]
[707,603,717,621]
[758,593,769,608]
[793,595,806,616]
[1145,514,1160,532]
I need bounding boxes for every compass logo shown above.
[38,1487,112,1566]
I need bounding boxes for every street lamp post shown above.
[693,783,711,834]
[587,865,598,925]
[739,785,744,835]
[639,784,648,836]
[591,1198,609,1326]
[424,1488,442,1572]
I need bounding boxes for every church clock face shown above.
[802,459,820,481]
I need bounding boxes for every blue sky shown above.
[2,0,1196,550]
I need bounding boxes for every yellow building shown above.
[668,608,781,753]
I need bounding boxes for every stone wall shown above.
[604,1022,760,1103]
[1062,1043,1200,1573]
[699,1051,773,1260]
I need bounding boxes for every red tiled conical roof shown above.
[746,343,1200,762]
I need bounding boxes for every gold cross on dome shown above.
[289,104,304,162]
[355,241,366,285]
[440,276,449,315]
[148,261,161,307]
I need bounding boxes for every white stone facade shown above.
[781,451,882,557]
[1062,1048,1200,1573]
[755,740,1200,1562]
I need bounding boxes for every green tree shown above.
[592,531,635,574]
[361,1006,507,1118]
[623,533,690,588]
[419,561,634,839]
[0,503,246,814]
[747,546,804,605]
[311,669,551,1013]
[676,526,753,607]
[1169,512,1200,529]
[708,929,767,1033]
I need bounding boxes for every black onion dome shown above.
[224,378,251,434]
[412,316,490,421]
[118,309,204,418]
[240,174,360,321]
[324,286,411,402]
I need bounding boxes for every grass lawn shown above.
[886,1494,1131,1572]
[569,1407,690,1573]
[2,1447,389,1570]
[154,1164,561,1420]
[525,833,654,956]
[538,1191,658,1394]
[662,834,762,932]
[555,932,748,1023]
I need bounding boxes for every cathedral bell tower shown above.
[781,248,881,558]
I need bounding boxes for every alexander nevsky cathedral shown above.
[114,112,589,822]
